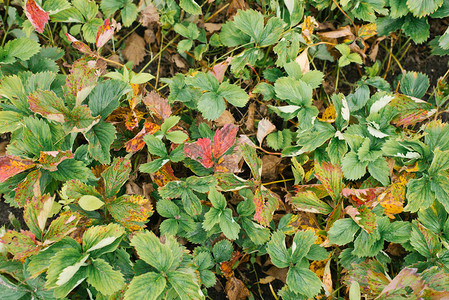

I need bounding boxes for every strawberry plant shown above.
[1,0,449,299]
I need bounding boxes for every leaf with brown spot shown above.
[38,150,74,171]
[108,194,153,231]
[65,33,93,55]
[122,33,146,66]
[314,160,343,201]
[358,23,377,40]
[125,121,161,152]
[0,230,41,261]
[96,18,117,48]
[225,277,250,300]
[253,187,280,226]
[24,194,54,238]
[152,163,177,187]
[14,169,41,207]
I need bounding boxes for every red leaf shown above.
[184,137,214,168]
[24,0,49,34]
[0,155,36,183]
[65,33,94,55]
[96,18,116,48]
[212,123,238,158]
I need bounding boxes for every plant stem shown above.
[138,34,179,74]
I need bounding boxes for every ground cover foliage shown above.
[1,0,449,299]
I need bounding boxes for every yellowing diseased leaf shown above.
[318,104,336,123]
[301,16,317,44]
[125,121,161,152]
[358,23,377,40]
[0,155,35,183]
[108,195,153,231]
[38,150,74,171]
[86,237,117,253]
[0,230,41,261]
[78,195,104,211]
[253,187,280,226]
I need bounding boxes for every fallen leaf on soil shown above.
[263,266,288,283]
[261,155,282,180]
[245,102,256,131]
[227,0,248,17]
[259,276,275,284]
[122,33,146,66]
[144,28,156,44]
[139,3,160,27]
[215,110,236,126]
[211,57,232,83]
[257,118,276,145]
[204,23,222,33]
[322,258,333,295]
[170,54,187,68]
[225,277,250,300]
[143,91,172,120]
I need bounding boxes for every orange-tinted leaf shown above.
[342,187,382,206]
[0,230,41,261]
[345,205,377,234]
[28,90,67,122]
[143,91,172,120]
[96,18,116,48]
[0,155,36,183]
[124,121,160,152]
[378,179,406,219]
[24,0,49,33]
[152,163,177,187]
[318,104,336,123]
[301,16,317,44]
[65,33,94,55]
[38,150,74,171]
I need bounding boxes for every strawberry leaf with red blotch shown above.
[96,18,116,48]
[389,94,435,127]
[38,150,74,171]
[65,58,99,104]
[342,187,384,206]
[184,124,239,171]
[24,194,55,238]
[0,155,36,183]
[0,230,41,261]
[28,90,67,122]
[240,143,262,181]
[24,0,49,33]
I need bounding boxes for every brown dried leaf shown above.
[245,102,256,132]
[257,118,276,145]
[215,110,236,127]
[142,91,172,120]
[225,277,250,300]
[263,266,288,283]
[144,28,156,44]
[261,155,282,180]
[259,276,275,284]
[204,23,222,33]
[122,33,146,66]
[295,49,310,75]
[139,3,159,27]
[318,25,354,40]
[227,0,248,17]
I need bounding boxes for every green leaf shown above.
[72,0,98,20]
[166,269,202,300]
[121,1,138,27]
[124,272,166,300]
[88,80,129,120]
[212,239,233,263]
[290,190,333,214]
[306,244,329,261]
[430,175,449,213]
[241,218,270,245]
[208,187,226,210]
[410,221,441,258]
[349,281,361,300]
[139,158,170,174]
[3,38,40,62]
[290,229,317,264]
[400,72,429,99]
[166,131,188,144]
[342,152,368,181]
[50,159,95,182]
[217,82,249,107]
[267,231,289,268]
[297,121,335,152]
[274,77,312,106]
[407,0,443,17]
[203,207,221,231]
[179,0,202,15]
[328,218,360,245]
[405,176,435,212]
[144,135,168,157]
[130,231,183,272]
[82,223,125,257]
[197,91,225,120]
[219,209,240,240]
[78,195,104,211]
[287,265,322,298]
[233,9,264,43]
[87,258,124,295]
[259,17,285,47]
[84,122,116,164]
[161,116,180,134]
[401,16,430,44]
[367,157,390,186]
[429,148,449,174]
[219,21,251,47]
